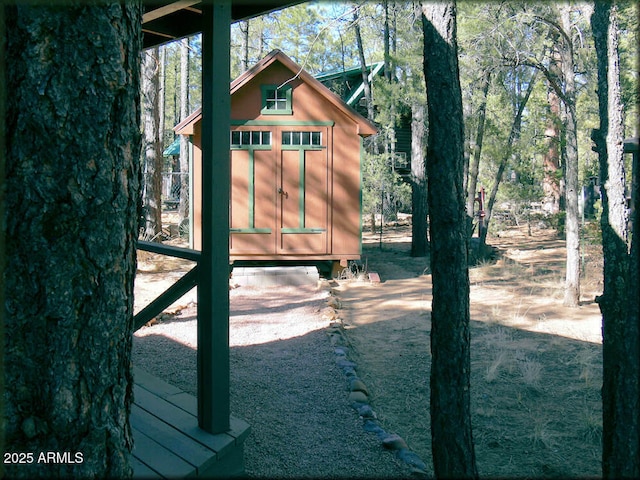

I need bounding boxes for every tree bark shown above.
[465,69,491,237]
[592,1,640,477]
[558,5,581,307]
[0,6,7,477]
[239,20,250,72]
[178,37,190,228]
[411,102,428,257]
[141,46,163,240]
[4,4,141,477]
[421,3,478,478]
[383,0,391,81]
[159,45,166,141]
[353,6,375,123]
[542,28,563,215]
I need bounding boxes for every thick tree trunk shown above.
[141,46,163,240]
[0,7,7,478]
[592,1,640,477]
[421,3,478,478]
[411,102,428,257]
[4,4,141,478]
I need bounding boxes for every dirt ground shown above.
[338,223,603,478]
[134,217,604,478]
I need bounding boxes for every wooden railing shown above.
[133,240,200,331]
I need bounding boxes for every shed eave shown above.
[230,49,377,136]
[174,108,202,134]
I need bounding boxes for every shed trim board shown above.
[232,119,335,126]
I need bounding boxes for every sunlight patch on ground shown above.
[134,308,331,348]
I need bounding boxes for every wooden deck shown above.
[131,366,250,478]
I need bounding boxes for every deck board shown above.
[131,405,215,469]
[132,428,196,478]
[131,367,250,478]
[131,456,162,478]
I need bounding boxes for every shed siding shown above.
[180,51,375,263]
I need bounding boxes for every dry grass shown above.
[341,224,603,478]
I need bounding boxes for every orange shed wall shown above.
[330,124,362,257]
[191,62,363,261]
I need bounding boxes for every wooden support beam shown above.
[142,0,201,24]
[199,0,231,434]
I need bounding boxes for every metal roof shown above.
[142,1,304,48]
[163,137,181,156]
[315,62,385,107]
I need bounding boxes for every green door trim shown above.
[281,145,324,231]
[231,145,273,233]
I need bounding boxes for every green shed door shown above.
[229,130,277,255]
[278,127,329,254]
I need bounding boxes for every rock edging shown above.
[323,284,429,477]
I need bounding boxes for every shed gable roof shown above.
[175,49,377,137]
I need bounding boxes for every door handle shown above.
[278,187,288,199]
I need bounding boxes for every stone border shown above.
[322,281,429,477]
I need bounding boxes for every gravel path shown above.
[132,282,413,478]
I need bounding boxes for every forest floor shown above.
[134,216,603,478]
[338,222,603,478]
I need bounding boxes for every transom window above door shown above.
[230,130,271,147]
[261,85,292,115]
[282,131,322,146]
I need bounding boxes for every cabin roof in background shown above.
[315,61,385,107]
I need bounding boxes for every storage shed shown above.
[175,49,377,269]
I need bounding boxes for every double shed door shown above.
[230,125,330,256]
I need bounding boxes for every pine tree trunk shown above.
[466,69,491,236]
[421,3,478,478]
[383,0,391,81]
[411,102,428,257]
[4,4,141,477]
[542,32,563,215]
[178,38,190,228]
[353,7,375,123]
[159,45,166,146]
[141,46,163,240]
[592,2,640,477]
[559,5,581,307]
[239,20,249,72]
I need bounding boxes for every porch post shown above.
[199,0,231,433]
